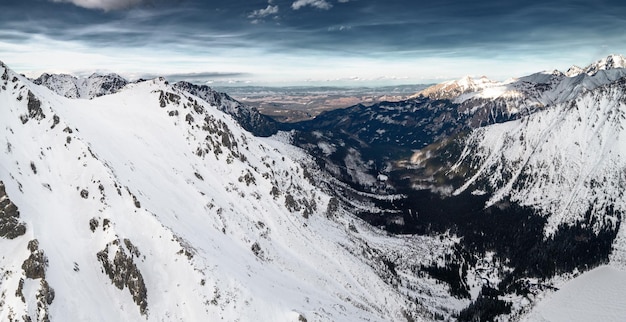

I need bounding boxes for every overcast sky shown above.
[1,0,625,86]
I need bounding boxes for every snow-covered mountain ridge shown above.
[566,54,626,77]
[416,54,626,103]
[410,55,626,130]
[30,72,278,137]
[452,76,626,235]
[0,60,459,321]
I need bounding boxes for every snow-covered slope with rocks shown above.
[32,73,277,137]
[452,76,626,236]
[173,81,277,137]
[0,60,454,321]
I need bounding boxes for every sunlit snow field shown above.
[524,266,626,322]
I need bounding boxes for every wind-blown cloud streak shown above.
[50,0,144,11]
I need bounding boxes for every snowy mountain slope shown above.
[0,60,453,321]
[450,76,626,236]
[32,73,128,99]
[31,73,277,137]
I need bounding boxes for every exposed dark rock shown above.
[89,218,99,232]
[326,197,340,217]
[15,278,25,302]
[37,279,55,310]
[103,218,111,231]
[238,171,256,186]
[17,239,55,322]
[26,91,45,122]
[22,240,47,280]
[132,195,141,208]
[30,280,55,322]
[97,239,148,315]
[185,113,194,125]
[0,181,27,239]
[51,115,60,129]
[284,193,301,212]
[251,242,265,260]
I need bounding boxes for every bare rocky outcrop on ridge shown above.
[173,81,278,137]
[0,181,27,239]
[97,238,148,316]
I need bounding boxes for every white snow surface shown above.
[0,61,447,321]
[522,265,626,322]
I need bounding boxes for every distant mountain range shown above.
[2,54,626,321]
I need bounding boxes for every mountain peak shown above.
[415,75,497,100]
[567,54,626,77]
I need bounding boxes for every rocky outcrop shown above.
[21,239,55,322]
[174,81,278,137]
[0,181,27,239]
[97,238,148,316]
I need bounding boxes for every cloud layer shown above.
[291,0,332,10]
[51,0,144,11]
[248,4,278,19]
[1,0,625,85]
